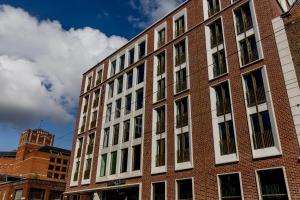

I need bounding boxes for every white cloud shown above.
[128,0,185,28]
[0,5,127,128]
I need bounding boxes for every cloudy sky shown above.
[0,0,185,150]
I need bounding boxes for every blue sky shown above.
[0,0,184,151]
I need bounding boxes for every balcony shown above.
[252,129,274,149]
[175,54,186,66]
[93,99,99,108]
[176,113,188,128]
[176,80,187,93]
[177,148,190,163]
[156,154,165,167]
[220,138,236,155]
[246,87,266,107]
[90,120,96,129]
[156,121,165,134]
[216,98,231,116]
[87,144,93,155]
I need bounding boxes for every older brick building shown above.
[65,0,300,199]
[0,129,71,200]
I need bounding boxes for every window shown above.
[50,157,55,162]
[93,89,100,108]
[235,3,253,35]
[87,133,95,155]
[110,151,117,175]
[62,167,67,172]
[80,116,86,133]
[257,168,289,200]
[157,52,165,76]
[177,132,190,163]
[77,138,83,158]
[113,124,120,145]
[119,54,125,71]
[121,148,128,173]
[96,69,103,85]
[139,41,146,59]
[100,154,107,177]
[212,50,227,77]
[157,78,166,101]
[56,158,61,164]
[219,121,236,155]
[244,69,266,107]
[175,16,185,37]
[129,48,135,65]
[103,128,110,148]
[239,35,258,65]
[117,76,123,94]
[175,40,186,66]
[215,82,231,116]
[176,68,187,93]
[47,172,52,178]
[115,99,122,119]
[73,161,80,181]
[63,159,68,165]
[219,173,242,200]
[125,94,132,115]
[134,115,143,139]
[156,139,165,167]
[153,182,165,200]
[60,174,66,180]
[48,164,54,170]
[250,111,274,149]
[177,179,193,200]
[86,76,92,91]
[84,158,92,179]
[158,28,166,48]
[14,190,23,200]
[209,19,223,48]
[54,173,59,179]
[90,110,97,128]
[123,120,130,142]
[127,70,133,89]
[136,89,144,110]
[132,144,141,171]
[110,60,117,76]
[106,103,112,123]
[156,106,165,134]
[108,81,114,99]
[176,97,189,128]
[55,166,60,171]
[207,0,220,17]
[137,64,145,84]
[83,95,89,113]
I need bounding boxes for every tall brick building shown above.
[65,0,300,199]
[0,129,71,200]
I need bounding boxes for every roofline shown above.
[83,0,190,76]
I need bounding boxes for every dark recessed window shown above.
[47,172,52,178]
[54,173,59,179]
[50,157,55,162]
[153,182,165,200]
[56,158,61,164]
[219,173,242,200]
[55,166,60,171]
[48,165,54,170]
[62,167,67,172]
[177,179,193,200]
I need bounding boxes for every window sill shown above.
[175,161,193,171]
[252,147,282,160]
[209,72,228,82]
[215,154,239,165]
[240,58,264,69]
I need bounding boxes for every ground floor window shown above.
[101,186,139,200]
[177,179,193,200]
[219,173,242,200]
[152,182,165,200]
[29,188,45,200]
[14,190,23,200]
[257,168,289,200]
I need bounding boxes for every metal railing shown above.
[246,87,266,107]
[253,130,274,149]
[220,138,236,155]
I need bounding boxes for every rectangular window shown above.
[80,116,86,133]
[239,35,258,65]
[123,120,130,142]
[219,120,236,155]
[176,68,187,93]
[157,78,166,101]
[113,124,120,145]
[208,0,220,17]
[219,173,242,200]
[156,106,165,134]
[257,168,289,200]
[90,110,97,128]
[137,64,145,84]
[176,97,189,128]
[175,40,186,66]
[119,54,125,71]
[110,60,117,77]
[93,89,100,108]
[86,76,92,91]
[139,41,146,59]
[212,49,227,77]
[215,82,231,116]
[83,95,89,114]
[108,81,114,99]
[110,151,117,175]
[153,182,165,200]
[125,94,132,115]
[235,3,253,35]
[157,51,165,76]
[158,28,166,48]
[115,98,122,119]
[127,70,133,89]
[100,154,107,177]
[175,16,185,37]
[136,88,144,110]
[14,190,23,200]
[96,69,103,85]
[156,139,165,167]
[120,148,128,173]
[84,158,92,179]
[106,103,112,122]
[134,115,143,139]
[129,48,135,65]
[117,76,123,94]
[132,144,141,171]
[209,19,223,48]
[103,128,110,148]
[177,132,190,163]
[87,133,95,155]
[77,138,83,158]
[73,161,80,181]
[177,179,193,200]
